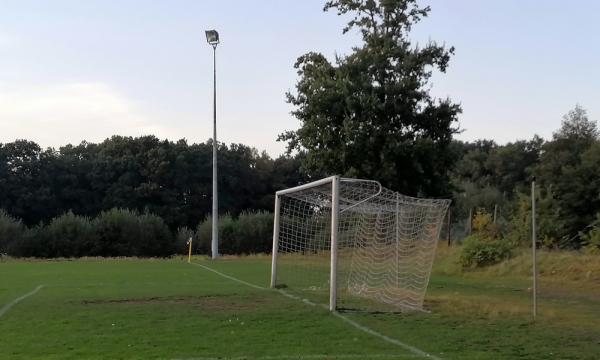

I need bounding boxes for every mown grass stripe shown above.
[0,285,44,319]
[189,261,441,360]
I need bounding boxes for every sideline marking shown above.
[331,312,441,360]
[0,285,44,319]
[188,262,266,290]
[189,262,442,360]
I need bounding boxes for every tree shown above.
[554,104,598,141]
[535,105,600,247]
[280,0,461,196]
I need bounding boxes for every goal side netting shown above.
[270,176,450,312]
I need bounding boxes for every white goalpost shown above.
[270,176,450,312]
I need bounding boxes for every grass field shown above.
[1,251,599,359]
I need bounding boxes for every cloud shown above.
[0,82,176,148]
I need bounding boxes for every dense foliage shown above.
[1,209,273,257]
[195,211,273,255]
[280,0,461,196]
[452,105,600,250]
[0,136,305,229]
[460,211,514,268]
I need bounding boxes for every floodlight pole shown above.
[205,30,220,260]
[531,177,537,320]
[211,43,219,260]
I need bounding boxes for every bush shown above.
[460,234,514,268]
[44,211,96,258]
[472,209,502,240]
[506,190,562,248]
[0,209,25,254]
[196,214,236,255]
[195,216,212,254]
[195,211,274,255]
[235,211,273,254]
[93,208,141,256]
[219,214,237,255]
[8,226,39,257]
[582,214,600,254]
[137,213,174,256]
[583,229,600,254]
[2,207,274,258]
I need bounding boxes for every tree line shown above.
[0,136,306,230]
[0,208,272,258]
[0,136,303,257]
[450,105,600,252]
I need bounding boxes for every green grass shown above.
[1,253,599,359]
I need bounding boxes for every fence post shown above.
[467,208,473,235]
[493,204,498,224]
[446,208,452,246]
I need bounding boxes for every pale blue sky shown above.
[1,0,598,155]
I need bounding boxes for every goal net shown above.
[270,176,450,312]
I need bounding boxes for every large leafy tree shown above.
[280,0,461,196]
[534,105,600,247]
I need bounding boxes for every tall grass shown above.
[434,243,600,284]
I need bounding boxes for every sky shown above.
[1,0,599,156]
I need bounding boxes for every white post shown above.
[395,193,400,288]
[329,176,340,312]
[270,195,281,288]
[210,43,219,260]
[531,178,537,320]
[468,208,473,235]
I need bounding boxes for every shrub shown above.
[195,216,212,254]
[7,225,47,257]
[581,214,600,254]
[93,208,140,256]
[196,214,236,255]
[471,209,502,240]
[235,211,273,254]
[460,234,514,268]
[0,210,25,254]
[44,211,96,257]
[219,214,237,255]
[195,211,274,255]
[582,229,600,254]
[137,213,174,256]
[506,190,562,248]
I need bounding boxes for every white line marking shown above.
[277,289,318,307]
[331,312,442,360]
[189,262,442,360]
[188,262,266,290]
[0,285,44,319]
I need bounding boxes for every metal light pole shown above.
[205,30,220,260]
[531,176,537,320]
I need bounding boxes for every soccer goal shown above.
[270,176,450,312]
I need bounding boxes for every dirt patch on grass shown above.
[81,295,273,313]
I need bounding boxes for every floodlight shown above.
[205,30,219,47]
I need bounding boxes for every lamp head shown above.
[205,30,219,47]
